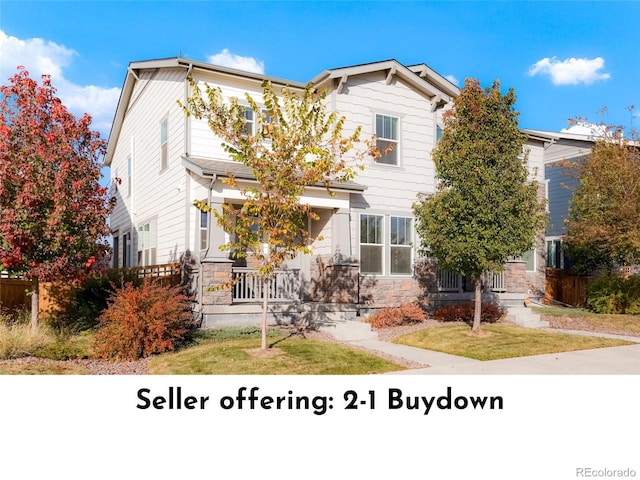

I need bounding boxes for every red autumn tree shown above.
[0,67,113,330]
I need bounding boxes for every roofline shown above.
[310,59,458,103]
[105,57,307,166]
[182,156,367,192]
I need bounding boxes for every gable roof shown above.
[310,59,459,105]
[105,57,306,166]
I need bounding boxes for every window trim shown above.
[359,213,384,275]
[374,113,400,166]
[389,215,414,276]
[359,213,415,277]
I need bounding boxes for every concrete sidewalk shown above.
[320,320,640,375]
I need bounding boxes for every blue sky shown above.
[1,1,639,140]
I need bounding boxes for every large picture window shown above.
[360,214,384,274]
[375,114,399,165]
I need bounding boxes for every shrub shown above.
[433,302,504,325]
[366,302,426,329]
[91,279,196,361]
[587,275,640,314]
[48,269,144,332]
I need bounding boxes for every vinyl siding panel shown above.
[109,67,188,266]
[546,161,579,237]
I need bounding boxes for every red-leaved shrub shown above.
[433,302,504,325]
[91,279,195,361]
[366,302,426,329]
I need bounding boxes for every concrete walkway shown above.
[320,320,640,375]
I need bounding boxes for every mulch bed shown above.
[0,356,150,375]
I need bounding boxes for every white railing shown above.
[485,271,506,292]
[436,267,506,293]
[231,268,300,303]
[437,268,462,292]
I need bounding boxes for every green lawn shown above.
[149,334,405,375]
[532,307,640,335]
[393,324,633,361]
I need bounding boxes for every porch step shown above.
[505,307,549,328]
[320,320,379,342]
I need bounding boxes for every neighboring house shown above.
[523,129,596,270]
[105,57,547,326]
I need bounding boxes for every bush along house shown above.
[105,57,548,327]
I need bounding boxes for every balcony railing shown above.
[231,268,300,303]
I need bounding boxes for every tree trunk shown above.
[472,275,482,333]
[31,277,39,332]
[261,276,269,350]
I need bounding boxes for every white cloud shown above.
[207,49,265,74]
[561,122,618,138]
[528,56,611,85]
[445,74,459,86]
[0,30,120,135]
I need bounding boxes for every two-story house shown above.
[105,57,546,327]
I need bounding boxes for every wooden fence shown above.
[545,268,591,307]
[0,263,181,315]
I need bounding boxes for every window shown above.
[160,119,168,170]
[112,234,120,268]
[375,114,399,165]
[138,220,157,266]
[200,209,209,251]
[390,216,413,275]
[436,125,444,143]
[123,232,132,267]
[546,239,563,268]
[360,214,384,274]
[521,248,535,272]
[240,107,254,135]
[360,214,415,276]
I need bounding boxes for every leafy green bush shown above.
[433,302,505,325]
[33,331,93,360]
[91,279,196,361]
[587,275,640,314]
[366,303,426,329]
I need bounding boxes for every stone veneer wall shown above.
[308,255,359,303]
[503,260,527,294]
[201,260,233,306]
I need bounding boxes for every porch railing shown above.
[436,267,506,293]
[231,268,300,303]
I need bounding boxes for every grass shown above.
[149,328,405,374]
[393,324,633,361]
[0,361,90,375]
[532,306,640,335]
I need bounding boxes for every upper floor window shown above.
[160,118,168,170]
[240,107,254,136]
[436,125,444,144]
[375,114,399,165]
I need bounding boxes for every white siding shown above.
[109,67,188,266]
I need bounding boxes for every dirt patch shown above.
[243,347,284,358]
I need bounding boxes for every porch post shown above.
[204,198,229,260]
[332,207,352,262]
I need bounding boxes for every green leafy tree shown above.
[564,136,640,273]
[0,67,112,330]
[413,78,546,333]
[181,78,374,349]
